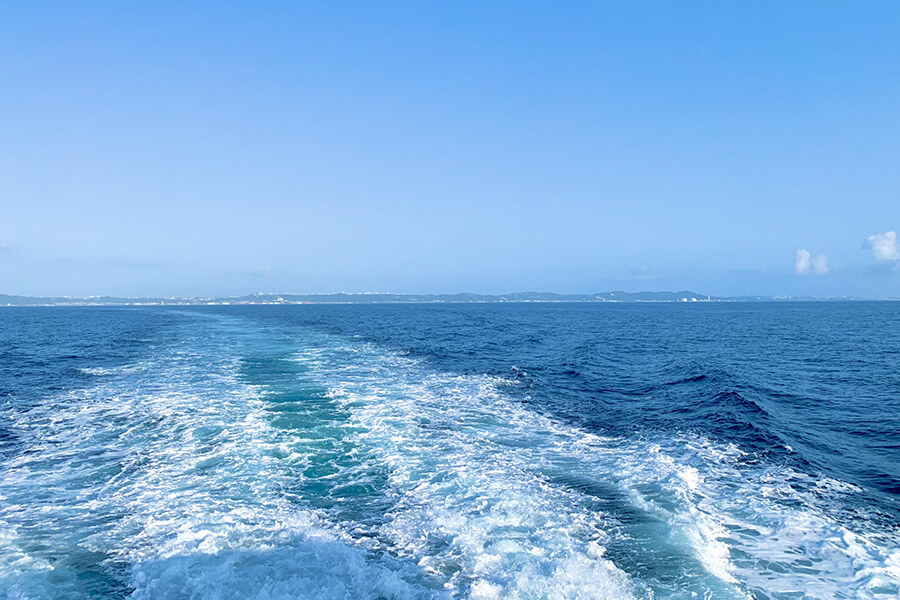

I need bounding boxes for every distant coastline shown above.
[1,291,896,307]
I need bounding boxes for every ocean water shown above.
[0,303,898,599]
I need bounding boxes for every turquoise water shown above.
[0,304,898,599]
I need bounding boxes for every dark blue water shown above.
[1,303,898,599]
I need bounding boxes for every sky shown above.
[1,2,899,297]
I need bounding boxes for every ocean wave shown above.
[0,328,436,599]
[1,313,898,599]
[77,364,147,376]
[293,337,900,599]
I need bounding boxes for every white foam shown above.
[0,324,434,599]
[2,316,898,600]
[294,336,900,599]
[78,364,147,376]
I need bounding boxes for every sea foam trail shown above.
[292,335,900,599]
[0,319,434,600]
[1,313,898,599]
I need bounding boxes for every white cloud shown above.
[812,254,829,274]
[865,231,899,262]
[795,249,811,275]
[795,248,828,276]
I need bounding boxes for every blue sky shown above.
[1,2,899,297]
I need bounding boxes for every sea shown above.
[0,302,898,599]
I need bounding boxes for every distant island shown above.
[1,291,891,306]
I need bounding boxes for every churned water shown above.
[0,303,898,599]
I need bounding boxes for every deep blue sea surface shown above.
[1,303,898,599]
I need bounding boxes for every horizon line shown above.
[2,290,899,305]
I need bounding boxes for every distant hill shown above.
[1,290,715,306]
[4,291,891,306]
